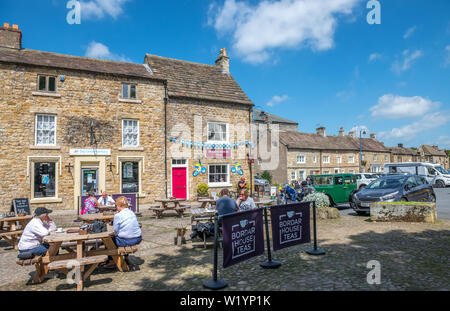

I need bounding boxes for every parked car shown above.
[310,174,357,207]
[384,162,450,188]
[354,173,378,190]
[254,176,269,186]
[351,174,436,215]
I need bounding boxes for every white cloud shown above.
[391,49,423,73]
[85,41,131,62]
[437,136,450,149]
[445,45,450,67]
[370,94,440,119]
[368,53,382,62]
[349,125,369,135]
[267,95,289,107]
[378,112,450,141]
[81,0,129,20]
[403,26,417,39]
[208,0,360,64]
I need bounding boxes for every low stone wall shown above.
[370,202,437,223]
[315,207,340,220]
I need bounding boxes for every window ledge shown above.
[32,91,62,98]
[208,183,233,188]
[119,98,142,104]
[119,147,144,151]
[30,198,63,204]
[30,145,61,150]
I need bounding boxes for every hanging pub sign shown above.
[270,202,311,251]
[221,209,264,268]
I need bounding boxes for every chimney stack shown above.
[215,48,229,73]
[348,131,356,138]
[316,127,326,137]
[398,143,404,148]
[370,133,376,140]
[0,23,22,49]
[338,126,344,137]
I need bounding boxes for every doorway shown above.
[81,168,99,196]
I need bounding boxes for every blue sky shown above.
[1,0,449,149]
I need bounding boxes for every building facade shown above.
[417,145,449,169]
[0,24,254,212]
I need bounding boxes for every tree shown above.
[260,171,272,184]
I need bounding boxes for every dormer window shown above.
[38,75,56,92]
[122,84,137,99]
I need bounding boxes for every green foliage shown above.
[260,171,272,184]
[302,192,330,208]
[197,183,209,195]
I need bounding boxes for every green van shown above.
[310,174,358,206]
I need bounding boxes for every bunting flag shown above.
[169,137,254,150]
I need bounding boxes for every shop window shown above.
[122,161,139,193]
[34,162,56,198]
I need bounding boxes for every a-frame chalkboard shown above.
[11,198,31,215]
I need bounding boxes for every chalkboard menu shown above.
[11,198,31,215]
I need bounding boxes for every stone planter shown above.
[314,207,340,219]
[370,202,437,223]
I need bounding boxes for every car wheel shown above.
[356,211,367,216]
[359,185,366,190]
[435,180,445,188]
[399,197,408,202]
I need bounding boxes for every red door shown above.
[172,167,187,199]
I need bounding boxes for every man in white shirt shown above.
[98,191,115,206]
[18,207,57,256]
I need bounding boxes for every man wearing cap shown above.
[18,207,57,256]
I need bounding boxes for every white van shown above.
[383,162,450,188]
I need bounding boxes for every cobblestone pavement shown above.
[1,212,449,291]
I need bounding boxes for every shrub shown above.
[260,171,272,184]
[197,183,209,196]
[302,192,330,208]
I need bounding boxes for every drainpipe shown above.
[164,81,168,198]
[248,107,253,196]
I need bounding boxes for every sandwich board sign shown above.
[11,198,31,215]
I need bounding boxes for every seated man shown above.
[216,188,238,217]
[236,190,257,211]
[98,191,115,207]
[18,207,57,257]
[113,196,142,247]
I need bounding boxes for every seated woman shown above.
[81,190,99,214]
[18,207,57,257]
[236,189,257,211]
[113,196,142,247]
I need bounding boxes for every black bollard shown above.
[260,206,281,269]
[306,201,325,256]
[203,215,228,290]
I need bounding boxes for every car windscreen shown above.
[436,167,447,174]
[367,177,406,189]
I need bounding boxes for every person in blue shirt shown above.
[216,189,239,217]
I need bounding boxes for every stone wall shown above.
[0,63,166,212]
[361,151,391,173]
[166,98,252,198]
[370,202,437,223]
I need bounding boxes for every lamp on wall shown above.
[65,163,73,173]
[107,162,116,172]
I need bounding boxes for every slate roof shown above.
[253,109,298,125]
[388,147,420,156]
[145,54,253,105]
[419,145,447,157]
[0,47,164,81]
[280,132,389,152]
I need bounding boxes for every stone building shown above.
[358,134,391,173]
[417,145,449,169]
[0,24,254,212]
[388,144,421,163]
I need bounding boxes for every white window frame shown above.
[37,75,57,93]
[291,171,296,181]
[122,119,140,147]
[29,157,62,203]
[297,154,306,164]
[374,154,377,161]
[348,155,355,163]
[298,170,306,180]
[35,114,57,146]
[385,155,389,162]
[118,157,145,197]
[207,122,229,143]
[323,170,330,174]
[323,155,330,164]
[208,164,231,187]
[313,156,317,163]
[337,156,342,164]
[349,169,355,174]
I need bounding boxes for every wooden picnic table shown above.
[254,199,275,208]
[150,198,188,218]
[98,205,116,212]
[78,213,115,225]
[38,227,130,291]
[0,215,33,249]
[190,207,217,224]
[197,198,217,209]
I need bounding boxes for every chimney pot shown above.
[3,23,10,28]
[370,133,376,139]
[316,127,326,137]
[12,24,18,29]
[339,126,344,136]
[215,48,230,73]
[398,143,404,148]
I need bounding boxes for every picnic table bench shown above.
[150,198,188,218]
[0,215,32,249]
